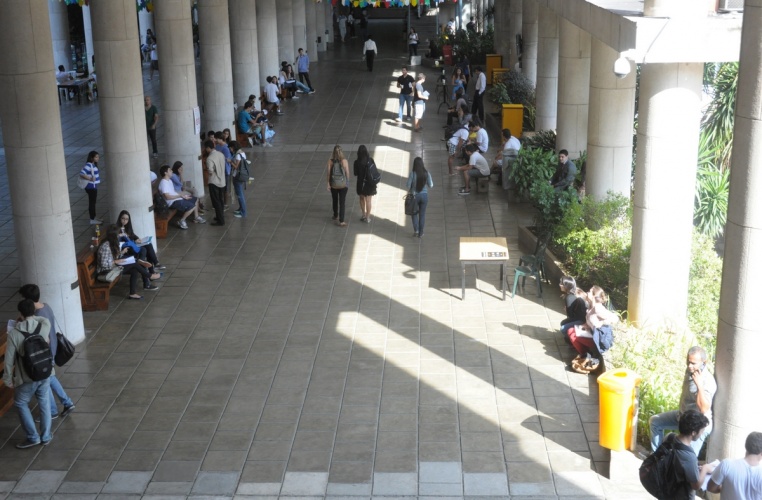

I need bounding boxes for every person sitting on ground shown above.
[157,164,206,230]
[551,149,577,192]
[559,275,590,336]
[707,431,762,499]
[263,76,284,115]
[455,143,490,196]
[567,286,618,371]
[447,122,470,176]
[97,225,158,300]
[115,210,163,279]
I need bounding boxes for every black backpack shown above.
[235,157,251,184]
[367,160,381,185]
[639,435,683,498]
[153,192,170,215]
[17,323,53,381]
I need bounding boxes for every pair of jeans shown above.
[209,184,225,224]
[331,187,348,223]
[649,410,712,455]
[49,375,73,415]
[147,128,158,154]
[85,187,97,219]
[234,180,247,217]
[298,72,313,91]
[411,191,428,235]
[398,94,412,120]
[14,378,52,443]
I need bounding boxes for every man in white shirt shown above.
[363,35,378,72]
[263,76,283,115]
[469,118,489,154]
[157,164,204,230]
[471,66,487,121]
[707,431,762,500]
[456,144,490,195]
[493,128,521,170]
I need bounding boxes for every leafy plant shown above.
[529,181,579,235]
[700,62,737,172]
[509,147,556,198]
[687,230,722,347]
[694,165,729,239]
[487,81,510,105]
[522,129,556,152]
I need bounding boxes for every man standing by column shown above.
[204,140,226,227]
[145,96,160,158]
[295,48,315,93]
[471,66,486,121]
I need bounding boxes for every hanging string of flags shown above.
[327,0,451,6]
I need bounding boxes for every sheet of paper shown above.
[701,460,720,490]
[138,236,153,247]
[121,256,136,265]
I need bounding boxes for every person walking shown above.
[327,145,350,227]
[79,151,102,224]
[354,145,377,223]
[363,35,378,72]
[405,157,433,238]
[413,73,429,132]
[396,66,414,122]
[145,96,159,158]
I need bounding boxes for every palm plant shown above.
[700,62,737,172]
[694,165,729,239]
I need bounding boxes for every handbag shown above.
[404,192,419,215]
[97,266,122,283]
[77,176,89,189]
[54,331,76,367]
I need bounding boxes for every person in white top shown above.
[471,66,487,121]
[469,118,489,154]
[493,128,521,171]
[149,43,159,80]
[157,164,204,230]
[363,35,378,72]
[263,76,283,115]
[707,431,762,500]
[455,144,490,195]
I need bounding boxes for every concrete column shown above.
[324,2,334,48]
[0,0,85,343]
[586,38,635,199]
[198,0,235,133]
[293,0,307,61]
[628,63,703,327]
[229,0,260,108]
[708,0,762,464]
[89,0,156,247]
[507,0,522,70]
[49,0,71,69]
[153,0,205,197]
[138,10,154,44]
[535,5,558,131]
[521,0,538,84]
[493,0,510,59]
[306,0,319,61]
[316,1,327,52]
[645,0,707,17]
[82,6,95,73]
[256,0,278,87]
[276,0,294,67]
[556,18,590,157]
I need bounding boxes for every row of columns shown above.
[496,0,761,462]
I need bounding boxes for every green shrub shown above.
[529,181,578,236]
[694,164,729,239]
[522,129,556,152]
[509,147,556,197]
[687,231,722,351]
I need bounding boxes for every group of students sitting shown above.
[559,275,619,374]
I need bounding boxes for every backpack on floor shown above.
[330,159,347,189]
[639,436,682,498]
[18,323,53,381]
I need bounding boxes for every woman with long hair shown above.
[97,225,158,300]
[408,28,419,59]
[326,145,350,227]
[451,67,466,101]
[115,210,164,278]
[405,157,433,238]
[79,151,102,224]
[559,276,589,337]
[354,145,377,223]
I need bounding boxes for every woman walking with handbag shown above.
[79,151,102,224]
[354,145,377,223]
[327,145,350,227]
[405,157,433,238]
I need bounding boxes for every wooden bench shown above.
[154,208,178,239]
[0,329,14,417]
[76,245,121,312]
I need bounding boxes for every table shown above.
[459,237,510,300]
[57,79,90,105]
[435,80,450,114]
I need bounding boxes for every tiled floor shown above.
[0,23,647,499]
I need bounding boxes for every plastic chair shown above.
[512,264,543,298]
[519,231,552,284]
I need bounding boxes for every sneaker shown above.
[277,111,284,115]
[60,405,75,417]
[292,95,300,99]
[144,284,159,291]
[233,210,242,216]
[41,437,53,446]
[152,153,158,158]
[177,219,188,230]
[458,189,470,196]
[89,219,103,225]
[35,413,59,423]
[395,118,402,122]
[194,216,206,224]
[360,216,367,222]
[364,217,372,223]
[155,264,167,271]
[309,90,316,94]
[264,142,273,147]
[16,439,40,449]
[233,213,243,218]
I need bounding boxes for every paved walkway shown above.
[0,23,647,499]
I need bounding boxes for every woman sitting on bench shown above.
[116,210,164,277]
[97,225,159,300]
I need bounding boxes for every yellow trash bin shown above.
[597,368,642,451]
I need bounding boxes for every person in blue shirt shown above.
[214,131,233,207]
[405,157,433,238]
[79,151,102,224]
[294,48,315,93]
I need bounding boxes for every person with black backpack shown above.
[229,141,250,218]
[3,299,54,448]
[354,145,379,224]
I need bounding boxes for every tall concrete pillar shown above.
[138,10,154,44]
[306,0,319,61]
[276,0,294,67]
[256,0,278,87]
[493,0,510,59]
[153,0,205,197]
[628,63,703,327]
[0,0,85,343]
[586,38,635,200]
[293,0,307,61]
[198,0,235,133]
[521,0,538,84]
[708,0,762,464]
[535,5,558,131]
[507,0,522,70]
[644,0,708,17]
[89,0,157,246]
[49,0,71,69]
[324,2,334,48]
[229,0,260,108]
[556,18,590,157]
[82,6,95,72]
[316,1,327,52]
